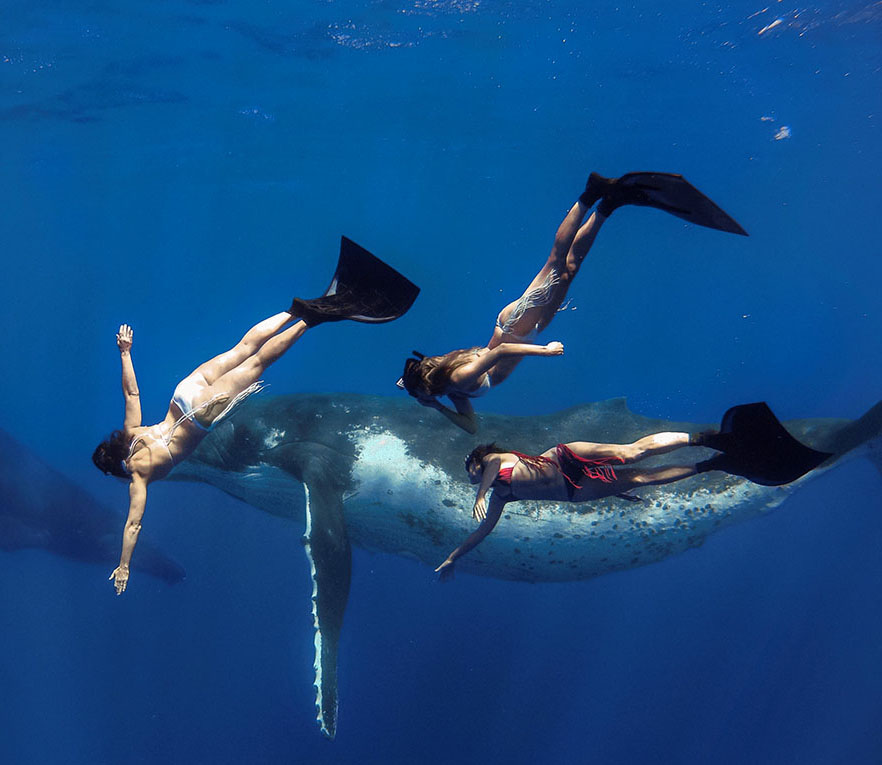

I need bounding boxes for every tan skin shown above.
[434,432,700,576]
[110,313,308,594]
[414,200,607,433]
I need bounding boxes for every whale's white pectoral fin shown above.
[301,474,351,740]
[256,440,353,739]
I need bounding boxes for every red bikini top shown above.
[495,466,515,484]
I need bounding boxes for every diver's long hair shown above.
[92,430,131,479]
[400,347,482,398]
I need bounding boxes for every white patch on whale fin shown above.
[302,483,334,739]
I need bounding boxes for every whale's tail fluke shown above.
[867,446,882,480]
[288,236,420,327]
[817,400,882,459]
[695,402,833,486]
[842,401,882,480]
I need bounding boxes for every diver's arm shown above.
[435,493,506,579]
[118,324,141,431]
[110,475,147,595]
[473,455,502,521]
[449,341,564,387]
[419,394,478,434]
[444,395,478,434]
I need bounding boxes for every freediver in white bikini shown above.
[92,238,419,594]
[397,171,747,433]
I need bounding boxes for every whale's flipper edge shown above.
[265,441,352,740]
[302,478,350,740]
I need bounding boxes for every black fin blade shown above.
[290,237,420,325]
[712,402,833,486]
[617,172,749,236]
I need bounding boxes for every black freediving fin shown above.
[696,402,833,486]
[589,171,748,236]
[288,236,421,326]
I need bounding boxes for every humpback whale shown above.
[169,394,882,739]
[0,427,185,583]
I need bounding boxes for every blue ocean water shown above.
[1,0,881,762]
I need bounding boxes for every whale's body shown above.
[0,428,185,584]
[169,393,882,738]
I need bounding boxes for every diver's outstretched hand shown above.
[472,497,487,522]
[116,324,133,353]
[541,341,564,356]
[110,566,129,595]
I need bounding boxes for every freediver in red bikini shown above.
[435,403,831,577]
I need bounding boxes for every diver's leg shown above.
[193,312,295,385]
[490,194,602,345]
[548,199,596,272]
[533,209,608,332]
[568,463,698,502]
[616,464,698,488]
[206,320,309,397]
[564,432,691,464]
[563,210,606,280]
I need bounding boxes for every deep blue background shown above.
[1,1,881,762]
